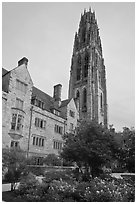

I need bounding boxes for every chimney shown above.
[18,57,28,67]
[53,84,62,107]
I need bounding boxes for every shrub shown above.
[43,169,74,183]
[17,173,39,195]
[43,154,62,166]
[28,166,45,176]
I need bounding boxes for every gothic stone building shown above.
[2,9,108,160]
[69,9,107,126]
[2,58,79,161]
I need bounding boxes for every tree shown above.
[61,120,116,178]
[2,148,28,191]
[115,127,135,172]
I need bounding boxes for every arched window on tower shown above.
[75,90,80,111]
[82,27,86,43]
[83,52,89,78]
[100,93,103,109]
[76,90,80,99]
[76,55,81,81]
[82,88,87,112]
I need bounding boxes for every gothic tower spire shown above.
[68,9,108,127]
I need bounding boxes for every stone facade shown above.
[2,58,79,160]
[68,9,107,126]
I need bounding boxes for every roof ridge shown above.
[32,86,53,99]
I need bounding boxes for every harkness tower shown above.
[68,8,108,126]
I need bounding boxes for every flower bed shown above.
[16,171,135,202]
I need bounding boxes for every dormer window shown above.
[53,109,60,116]
[31,96,44,109]
[36,99,44,109]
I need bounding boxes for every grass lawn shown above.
[2,191,27,202]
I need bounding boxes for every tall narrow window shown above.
[33,137,35,145]
[11,114,17,130]
[11,114,23,131]
[39,138,42,146]
[82,88,87,112]
[75,90,80,110]
[42,139,44,147]
[100,93,103,109]
[82,27,86,43]
[83,52,89,78]
[36,137,38,146]
[76,90,80,99]
[83,89,87,105]
[76,55,81,81]
[16,115,23,131]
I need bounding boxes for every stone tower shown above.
[68,8,107,126]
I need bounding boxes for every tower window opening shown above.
[83,53,89,78]
[76,68,81,81]
[100,93,103,109]
[75,90,80,110]
[82,27,86,43]
[76,55,81,81]
[76,90,80,99]
[82,88,87,112]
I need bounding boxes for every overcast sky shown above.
[2,2,135,131]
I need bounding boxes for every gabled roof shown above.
[60,99,71,108]
[32,86,54,112]
[2,68,10,93]
[2,68,9,76]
